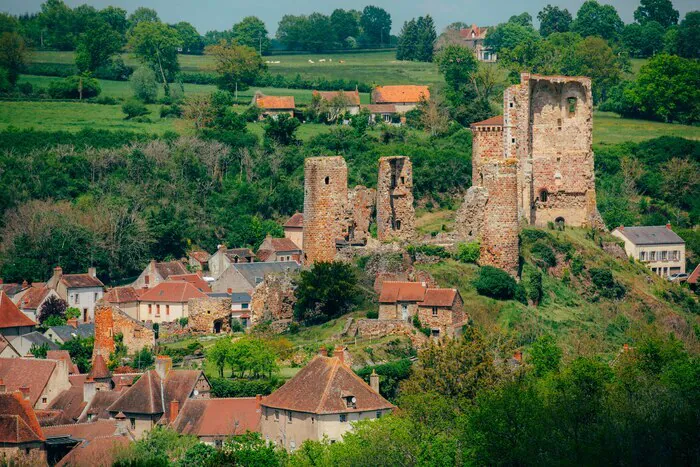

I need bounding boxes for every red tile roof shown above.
[153,260,189,280]
[171,397,261,437]
[35,408,73,426]
[459,24,488,39]
[47,350,79,374]
[78,391,122,423]
[262,356,394,414]
[61,274,104,289]
[138,281,208,303]
[687,264,699,285]
[256,250,273,262]
[18,286,52,311]
[471,115,504,127]
[55,434,130,467]
[103,287,140,304]
[167,274,212,293]
[0,391,44,443]
[372,85,429,104]
[0,358,57,406]
[43,418,120,440]
[0,291,36,328]
[88,355,112,380]
[256,95,295,110]
[283,212,304,228]
[188,250,211,264]
[46,386,86,422]
[378,281,427,303]
[362,104,397,113]
[419,288,459,307]
[313,90,361,106]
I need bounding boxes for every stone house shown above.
[362,104,398,124]
[46,267,104,323]
[611,224,686,277]
[256,236,302,263]
[0,357,71,409]
[107,356,210,439]
[459,24,496,62]
[371,85,430,113]
[254,93,295,119]
[208,246,256,279]
[167,272,212,293]
[102,286,141,319]
[212,261,300,295]
[92,305,155,363]
[312,90,361,119]
[378,281,429,321]
[14,286,60,322]
[416,288,467,339]
[0,391,46,463]
[44,321,94,346]
[187,249,211,272]
[3,332,59,359]
[260,349,394,450]
[188,296,232,334]
[136,282,208,324]
[131,260,190,290]
[170,397,261,446]
[283,213,304,250]
[0,291,36,338]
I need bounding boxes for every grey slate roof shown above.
[7,332,60,355]
[233,261,300,287]
[231,293,251,303]
[616,226,685,245]
[46,323,94,342]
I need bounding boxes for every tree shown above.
[276,15,309,51]
[232,16,270,55]
[415,15,437,62]
[263,114,300,146]
[634,0,679,28]
[509,12,533,27]
[419,98,449,136]
[75,19,122,73]
[98,6,129,38]
[38,295,67,325]
[30,343,49,359]
[127,7,159,29]
[661,158,700,201]
[484,21,539,54]
[133,347,154,370]
[538,5,572,37]
[130,66,158,103]
[563,36,623,102]
[0,32,27,86]
[529,334,562,376]
[206,40,265,92]
[396,19,418,61]
[39,0,76,50]
[207,338,232,378]
[527,268,543,305]
[360,6,392,47]
[474,266,517,300]
[571,0,624,41]
[622,21,665,57]
[674,11,700,58]
[216,432,287,465]
[294,261,359,324]
[128,21,182,94]
[172,22,203,54]
[330,9,359,44]
[61,337,93,373]
[435,44,479,101]
[0,13,18,34]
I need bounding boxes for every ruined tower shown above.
[347,186,376,244]
[470,115,505,186]
[377,156,415,242]
[505,73,599,227]
[303,156,348,264]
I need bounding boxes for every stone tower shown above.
[471,116,505,186]
[377,156,415,242]
[303,156,348,264]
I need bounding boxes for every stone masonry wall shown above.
[93,304,154,361]
[93,305,115,362]
[250,273,296,324]
[356,319,428,347]
[347,186,376,243]
[188,297,232,333]
[303,156,348,264]
[471,126,504,187]
[455,186,488,242]
[377,156,415,242]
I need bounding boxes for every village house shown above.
[283,212,304,250]
[378,281,429,321]
[3,332,59,359]
[44,320,94,346]
[612,224,686,277]
[0,357,71,409]
[254,93,296,119]
[102,286,141,319]
[187,249,211,272]
[88,305,154,365]
[136,281,208,323]
[46,267,104,322]
[131,260,190,290]
[312,89,361,119]
[167,272,212,293]
[256,236,302,263]
[0,291,36,339]
[14,285,61,322]
[107,356,210,438]
[231,292,252,328]
[370,85,430,113]
[0,280,28,300]
[43,418,132,466]
[363,104,398,124]
[459,24,497,62]
[0,391,46,463]
[208,245,256,279]
[212,261,300,295]
[260,348,394,450]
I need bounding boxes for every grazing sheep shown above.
[319,59,326,63]
[339,60,346,64]
[308,59,314,64]
[274,61,281,64]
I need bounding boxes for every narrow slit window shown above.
[324,176,330,185]
[567,97,577,115]
[540,189,548,202]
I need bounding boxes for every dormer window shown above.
[344,395,356,408]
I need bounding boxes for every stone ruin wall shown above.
[376,156,415,242]
[347,186,376,243]
[302,156,348,264]
[250,273,296,324]
[188,297,232,333]
[471,124,504,186]
[93,305,115,362]
[93,304,154,361]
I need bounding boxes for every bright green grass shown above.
[593,111,700,146]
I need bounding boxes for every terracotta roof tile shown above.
[188,250,211,264]
[0,291,36,328]
[171,398,260,437]
[61,274,104,289]
[103,287,140,304]
[47,387,86,422]
[47,350,78,374]
[688,264,700,285]
[256,95,295,110]
[43,418,119,441]
[88,355,112,380]
[34,408,73,426]
[362,104,397,113]
[138,282,208,303]
[224,248,256,261]
[262,356,394,414]
[0,392,44,443]
[372,85,429,104]
[313,90,361,106]
[283,213,303,228]
[0,358,57,406]
[18,287,52,311]
[256,250,273,262]
[471,115,504,127]
[153,261,189,280]
[378,281,427,303]
[167,274,212,293]
[78,391,122,423]
[459,24,488,39]
[419,288,458,307]
[55,434,130,467]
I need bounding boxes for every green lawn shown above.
[593,111,700,146]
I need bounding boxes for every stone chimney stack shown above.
[369,370,380,394]
[155,356,173,380]
[83,377,96,403]
[66,318,78,328]
[169,400,179,423]
[88,267,97,278]
[334,345,346,364]
[19,386,30,401]
[115,412,128,434]
[666,222,672,230]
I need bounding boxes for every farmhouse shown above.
[187,249,211,272]
[256,236,302,263]
[0,357,71,409]
[459,24,497,62]
[208,245,256,279]
[211,261,300,295]
[312,89,361,118]
[131,260,189,290]
[254,93,295,119]
[14,286,60,322]
[371,85,429,113]
[611,224,686,276]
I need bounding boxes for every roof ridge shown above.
[315,357,340,413]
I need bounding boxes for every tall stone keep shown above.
[479,160,520,275]
[377,156,415,242]
[303,156,348,264]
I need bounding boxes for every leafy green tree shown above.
[65,307,80,319]
[538,5,573,36]
[61,337,93,373]
[127,7,159,29]
[171,21,203,54]
[180,443,218,467]
[360,5,392,47]
[122,100,150,120]
[474,266,517,300]
[330,9,359,44]
[634,0,679,28]
[130,66,158,103]
[485,20,539,54]
[529,334,562,376]
[571,0,624,41]
[674,11,700,58]
[128,21,182,94]
[527,268,544,305]
[622,21,665,57]
[98,6,129,38]
[415,15,437,62]
[38,295,67,325]
[207,338,232,378]
[30,343,49,359]
[228,337,278,378]
[0,32,27,86]
[217,432,287,466]
[396,19,418,61]
[232,16,270,55]
[133,346,154,370]
[206,41,265,92]
[562,36,623,102]
[294,261,359,324]
[276,15,309,51]
[435,44,478,102]
[75,19,122,73]
[0,13,18,34]
[113,426,198,466]
[39,0,76,50]
[263,114,300,146]
[456,242,480,263]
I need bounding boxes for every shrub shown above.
[356,359,413,401]
[94,96,118,105]
[122,100,150,120]
[571,255,585,275]
[474,266,517,300]
[241,105,261,122]
[94,56,133,81]
[209,377,283,397]
[17,82,32,95]
[531,242,557,268]
[407,244,451,260]
[47,75,101,99]
[456,242,480,263]
[589,268,626,299]
[130,67,158,103]
[366,310,378,319]
[159,104,182,118]
[527,269,544,305]
[231,318,245,333]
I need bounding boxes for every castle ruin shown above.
[377,156,415,242]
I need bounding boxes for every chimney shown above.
[255,394,262,405]
[169,400,179,424]
[513,350,523,363]
[227,288,232,294]
[83,378,96,403]
[0,279,3,285]
[369,370,379,394]
[619,225,624,231]
[218,244,226,252]
[334,345,346,364]
[88,267,97,278]
[0,378,5,394]
[319,347,328,357]
[115,411,128,434]
[155,356,172,380]
[21,280,28,289]
[666,222,672,230]
[19,386,30,401]
[66,318,78,328]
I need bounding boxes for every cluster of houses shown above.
[253,84,430,124]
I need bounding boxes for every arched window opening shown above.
[539,189,549,203]
[324,176,329,185]
[567,97,577,116]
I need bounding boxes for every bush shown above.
[589,268,626,299]
[531,242,557,269]
[209,377,283,397]
[474,266,518,300]
[456,242,480,263]
[527,269,544,305]
[407,244,451,260]
[122,100,150,120]
[94,56,133,81]
[159,104,182,118]
[366,310,378,319]
[17,82,33,95]
[231,318,245,333]
[47,75,101,99]
[94,96,118,105]
[241,105,261,122]
[130,67,158,103]
[571,255,585,275]
[355,359,413,401]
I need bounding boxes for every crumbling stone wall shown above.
[471,124,504,186]
[93,305,154,361]
[377,156,415,242]
[356,319,428,347]
[93,305,115,362]
[347,186,376,243]
[188,297,232,333]
[250,273,296,324]
[303,156,348,264]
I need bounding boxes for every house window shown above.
[324,176,330,185]
[432,307,438,317]
[567,97,577,115]
[650,251,656,261]
[383,114,391,123]
[511,138,516,144]
[242,303,249,309]
[274,410,279,422]
[673,251,679,261]
[661,251,667,261]
[130,418,136,430]
[431,329,440,338]
[287,410,293,423]
[87,414,93,421]
[345,396,356,408]
[156,304,160,316]
[339,414,347,423]
[400,176,405,185]
[639,251,646,261]
[376,411,382,419]
[148,304,152,315]
[166,305,170,316]
[94,293,98,301]
[509,102,514,108]
[41,397,47,404]
[75,294,80,304]
[395,220,401,230]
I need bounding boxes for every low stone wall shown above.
[356,319,428,347]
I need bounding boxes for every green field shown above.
[592,111,700,145]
